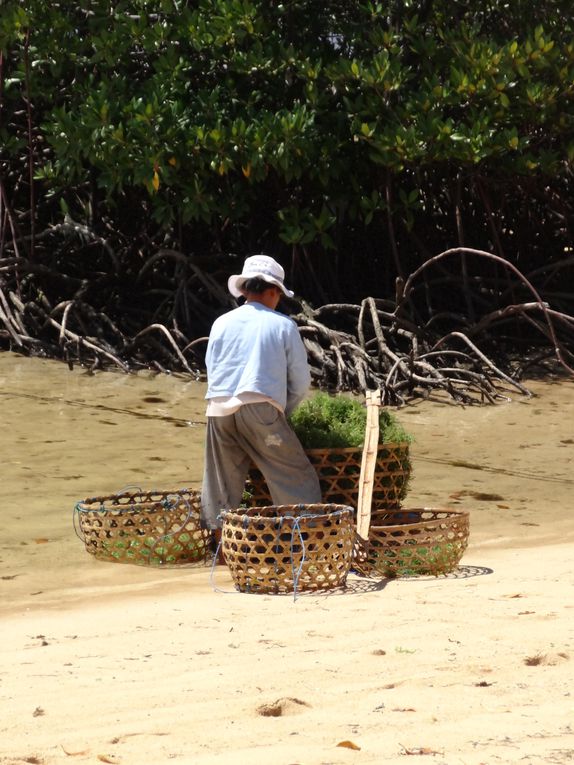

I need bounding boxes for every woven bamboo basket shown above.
[220,503,355,594]
[361,508,470,577]
[74,488,212,566]
[246,442,410,510]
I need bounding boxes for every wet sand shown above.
[0,353,573,764]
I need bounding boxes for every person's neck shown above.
[245,294,277,310]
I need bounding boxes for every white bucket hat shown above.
[227,255,294,298]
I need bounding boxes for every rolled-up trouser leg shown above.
[201,415,252,529]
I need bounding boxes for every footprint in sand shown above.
[256,697,311,717]
[524,651,569,666]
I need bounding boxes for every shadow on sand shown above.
[310,564,494,598]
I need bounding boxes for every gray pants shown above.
[201,402,322,529]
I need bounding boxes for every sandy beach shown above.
[1,355,573,764]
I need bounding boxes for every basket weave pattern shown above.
[247,443,410,509]
[220,504,354,594]
[364,508,470,577]
[75,489,212,566]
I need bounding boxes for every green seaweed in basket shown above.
[288,392,413,449]
[374,543,461,578]
[101,533,204,565]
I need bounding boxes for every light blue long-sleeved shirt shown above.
[205,302,311,415]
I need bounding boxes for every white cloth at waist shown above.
[206,392,284,417]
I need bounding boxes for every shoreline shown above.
[1,355,573,763]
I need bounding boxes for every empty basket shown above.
[220,503,355,594]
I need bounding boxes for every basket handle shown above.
[356,389,381,540]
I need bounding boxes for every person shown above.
[200,254,322,550]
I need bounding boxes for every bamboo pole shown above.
[356,389,381,540]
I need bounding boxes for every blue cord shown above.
[209,520,243,594]
[72,502,85,542]
[290,516,307,601]
[147,492,194,563]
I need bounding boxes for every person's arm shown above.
[285,325,312,416]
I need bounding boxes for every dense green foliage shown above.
[289,392,413,449]
[1,0,574,301]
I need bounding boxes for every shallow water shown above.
[1,352,572,614]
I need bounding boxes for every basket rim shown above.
[76,488,199,511]
[220,503,354,523]
[369,507,469,530]
[76,502,186,514]
[302,441,410,455]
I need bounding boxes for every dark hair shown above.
[242,277,280,295]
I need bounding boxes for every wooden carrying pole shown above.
[356,389,381,540]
